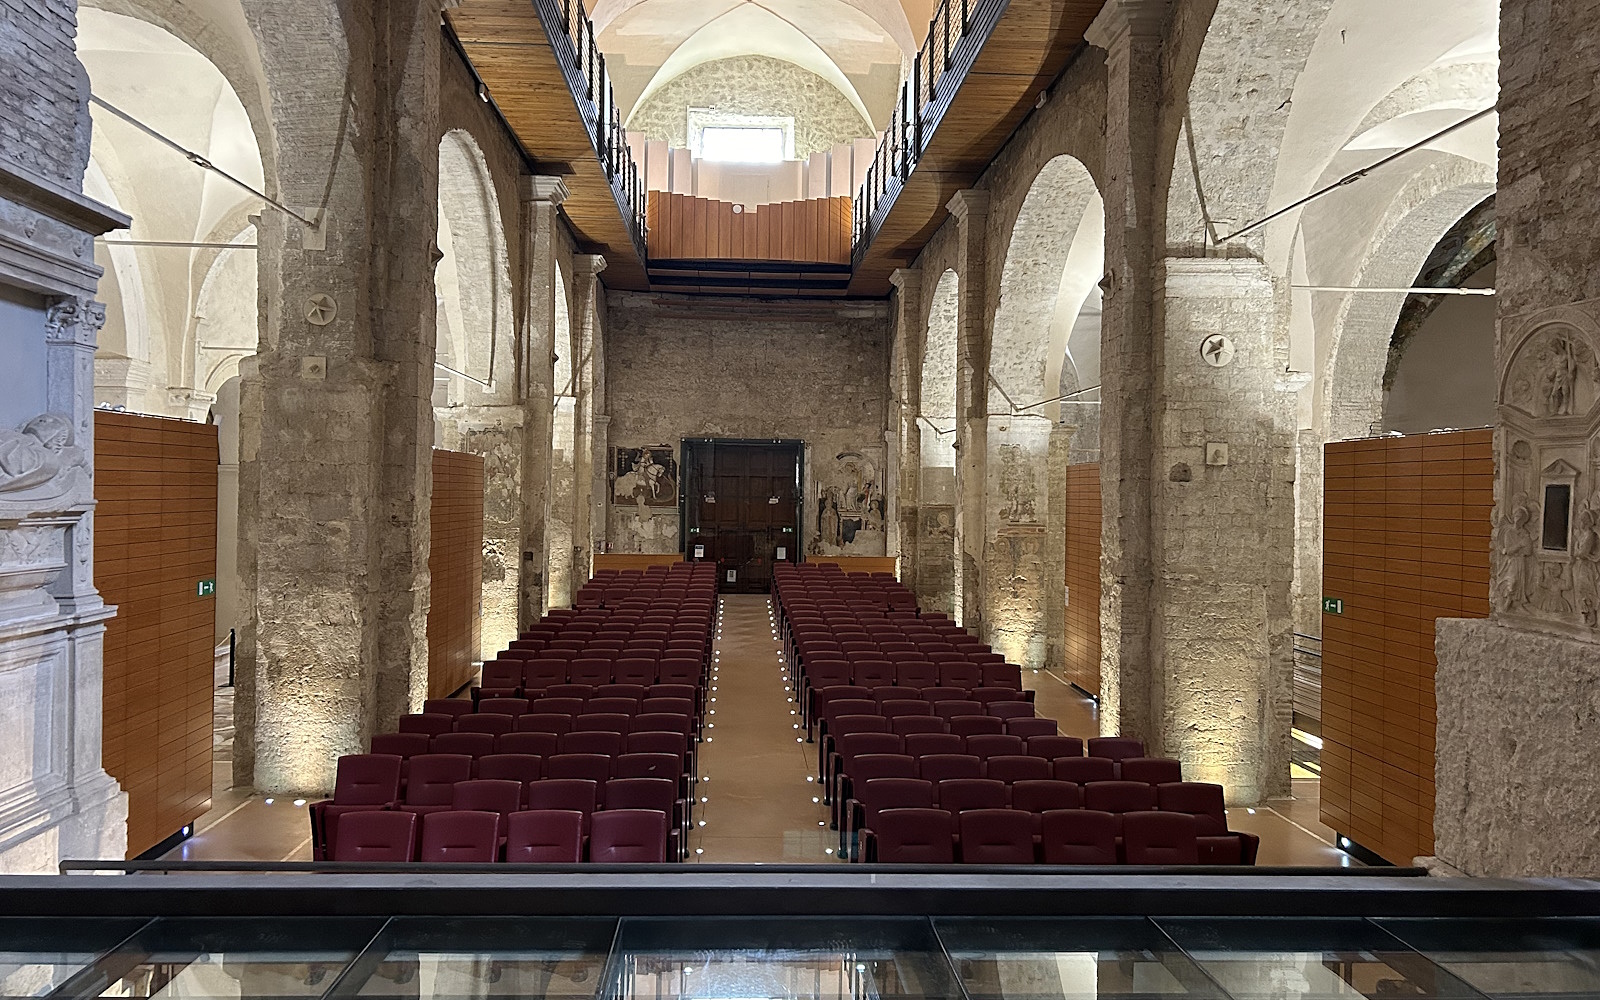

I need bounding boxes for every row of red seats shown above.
[820,711,1058,784]
[576,565,718,609]
[861,807,1216,864]
[399,710,694,739]
[331,807,670,863]
[478,656,705,698]
[371,732,693,777]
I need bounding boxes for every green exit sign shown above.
[197,579,216,598]
[1323,597,1344,615]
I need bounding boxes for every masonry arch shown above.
[435,130,515,406]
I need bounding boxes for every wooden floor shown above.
[168,593,1351,866]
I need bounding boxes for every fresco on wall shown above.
[810,449,886,554]
[614,445,679,507]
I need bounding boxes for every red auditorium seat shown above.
[560,731,625,757]
[937,778,1007,823]
[1027,735,1083,760]
[309,754,403,860]
[959,809,1036,864]
[1122,811,1200,865]
[1087,736,1146,761]
[505,810,583,862]
[545,684,593,701]
[981,663,1023,689]
[835,753,916,830]
[965,735,1025,760]
[589,809,669,863]
[1011,780,1080,837]
[866,808,953,863]
[399,754,473,816]
[525,779,599,836]
[330,810,417,862]
[449,779,522,840]
[985,755,1050,786]
[457,714,514,737]
[423,699,474,717]
[588,697,641,716]
[1054,757,1116,785]
[478,698,529,717]
[938,663,982,689]
[419,810,500,863]
[891,715,948,736]
[1083,781,1158,839]
[905,733,963,757]
[533,697,586,716]
[1157,781,1259,865]
[633,713,692,740]
[497,731,558,757]
[547,754,612,802]
[476,754,543,798]
[370,733,431,777]
[605,777,685,859]
[933,700,983,721]
[1040,809,1118,865]
[951,716,1004,738]
[894,662,939,688]
[881,699,933,719]
[988,702,1034,720]
[1120,757,1184,785]
[517,714,574,736]
[598,683,648,701]
[917,754,982,789]
[847,777,933,860]
[399,713,454,737]
[432,732,495,758]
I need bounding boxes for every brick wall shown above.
[0,0,90,187]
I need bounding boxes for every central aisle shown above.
[690,594,836,862]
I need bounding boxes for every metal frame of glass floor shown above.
[5,869,1600,999]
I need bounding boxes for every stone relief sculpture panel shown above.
[1495,305,1600,635]
[997,443,1039,522]
[810,449,886,555]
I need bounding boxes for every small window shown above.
[1543,483,1573,551]
[699,126,787,163]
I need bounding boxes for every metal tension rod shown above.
[1215,106,1496,243]
[98,238,259,249]
[90,94,320,230]
[1293,285,1494,295]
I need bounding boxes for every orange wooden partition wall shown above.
[647,192,852,264]
[427,449,484,700]
[95,411,217,858]
[1319,429,1493,864]
[1062,463,1101,695]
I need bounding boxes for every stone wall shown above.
[0,0,91,188]
[605,292,890,556]
[626,56,872,158]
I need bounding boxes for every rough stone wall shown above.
[605,292,890,556]
[0,0,91,188]
[626,56,872,158]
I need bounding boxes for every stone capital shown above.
[521,175,570,207]
[574,253,609,278]
[44,296,106,348]
[1085,0,1169,50]
[945,190,990,226]
[889,267,921,295]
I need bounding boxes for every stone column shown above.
[1043,423,1076,676]
[947,190,990,631]
[519,177,566,624]
[1087,0,1164,745]
[1431,0,1600,876]
[236,0,446,794]
[568,254,607,593]
[889,267,923,588]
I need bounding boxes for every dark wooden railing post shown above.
[942,2,951,71]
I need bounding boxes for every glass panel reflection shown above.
[0,917,146,999]
[611,918,962,1000]
[934,917,1226,1000]
[88,917,382,1000]
[353,918,616,1000]
[1378,917,1600,998]
[1157,918,1484,1000]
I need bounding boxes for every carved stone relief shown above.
[0,413,92,515]
[997,443,1038,522]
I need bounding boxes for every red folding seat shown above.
[647,683,696,703]
[545,684,593,701]
[309,754,404,860]
[1040,809,1118,864]
[1055,756,1117,785]
[589,697,641,716]
[642,697,693,717]
[840,641,879,657]
[399,713,454,737]
[532,697,586,717]
[1120,757,1183,785]
[892,661,940,690]
[399,754,473,817]
[627,729,689,758]
[987,701,1034,720]
[419,810,499,863]
[868,686,903,706]
[1087,736,1146,761]
[605,777,686,859]
[819,709,887,773]
[965,735,1025,759]
[985,755,1050,785]
[371,733,431,780]
[835,753,916,833]
[548,638,589,653]
[633,713,692,741]
[509,638,545,652]
[450,779,522,840]
[1012,780,1080,838]
[938,778,1008,829]
[959,809,1035,864]
[827,731,903,801]
[516,713,574,736]
[478,698,529,717]
[809,684,869,736]
[558,730,624,758]
[505,809,584,863]
[1006,718,1057,740]
[431,732,495,758]
[891,715,948,736]
[851,660,894,688]
[980,663,1023,690]
[547,754,613,803]
[524,779,599,837]
[971,687,1025,706]
[917,754,983,791]
[610,655,657,684]
[938,663,982,689]
[951,716,1004,738]
[1123,811,1200,865]
[497,731,558,758]
[599,683,649,701]
[522,660,566,693]
[330,810,416,862]
[590,809,669,863]
[423,699,474,718]
[881,699,932,719]
[879,642,918,658]
[540,649,578,662]
[846,777,933,860]
[574,713,631,735]
[569,659,613,686]
[1027,735,1084,760]
[904,732,963,757]
[1157,781,1259,865]
[933,700,984,720]
[657,660,701,685]
[863,808,953,863]
[1083,780,1158,835]
[457,714,514,737]
[476,660,523,698]
[476,754,543,801]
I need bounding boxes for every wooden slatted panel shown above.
[96,411,217,858]
[645,192,854,264]
[592,554,684,573]
[1063,462,1100,695]
[1319,429,1493,865]
[428,449,484,699]
[808,556,899,576]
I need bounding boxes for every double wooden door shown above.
[681,439,802,592]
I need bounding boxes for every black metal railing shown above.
[533,0,648,262]
[851,0,1006,263]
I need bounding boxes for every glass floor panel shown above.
[1377,918,1600,999]
[935,917,1227,1000]
[0,918,147,999]
[1157,918,1487,1000]
[353,918,617,1000]
[608,918,963,1000]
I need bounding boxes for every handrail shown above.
[531,0,648,263]
[852,0,1007,262]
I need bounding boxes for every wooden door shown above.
[682,439,802,592]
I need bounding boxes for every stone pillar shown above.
[1153,259,1296,804]
[236,0,446,794]
[519,177,566,624]
[1087,0,1165,746]
[947,190,990,631]
[568,254,607,593]
[1043,423,1076,676]
[435,406,523,658]
[1431,0,1600,876]
[889,267,923,588]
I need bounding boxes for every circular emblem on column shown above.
[306,293,338,326]
[1200,334,1235,368]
